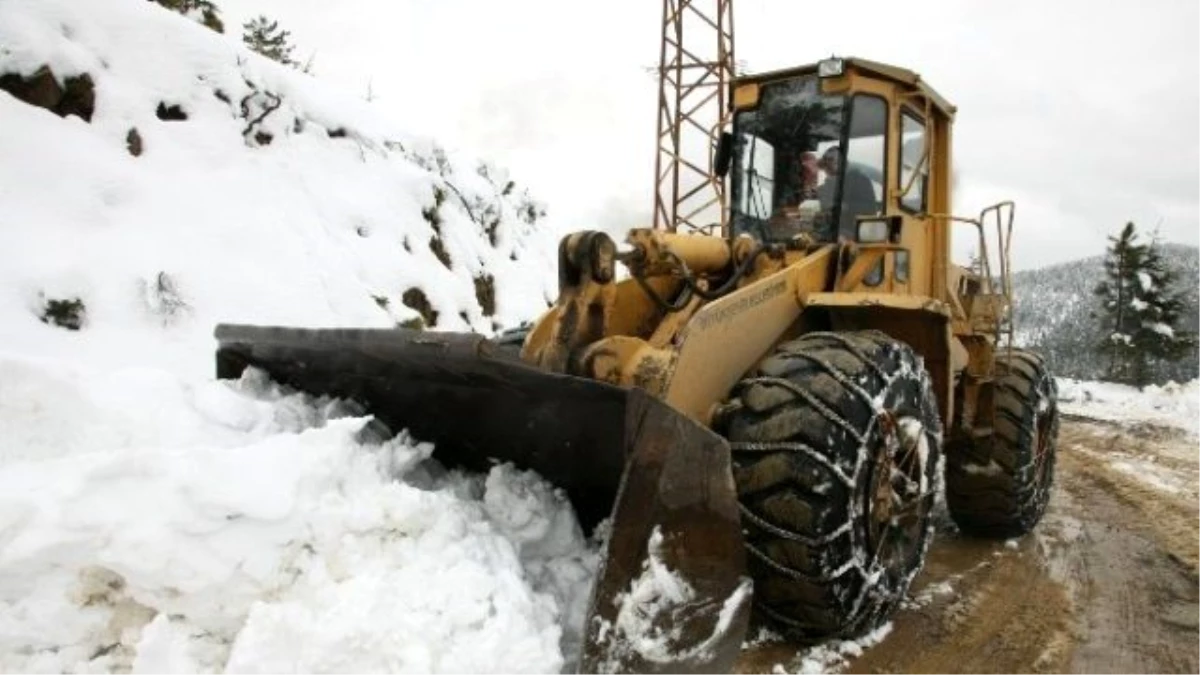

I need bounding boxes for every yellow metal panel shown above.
[803,292,952,318]
[732,83,760,110]
[836,248,887,292]
[663,246,835,424]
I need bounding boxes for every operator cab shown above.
[726,57,944,246]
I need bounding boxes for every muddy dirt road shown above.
[737,418,1199,673]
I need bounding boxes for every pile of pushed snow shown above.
[1056,377,1200,436]
[0,354,598,673]
[0,0,557,378]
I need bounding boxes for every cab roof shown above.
[734,56,957,119]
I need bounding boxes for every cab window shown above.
[899,111,928,212]
[839,95,887,238]
[736,134,776,220]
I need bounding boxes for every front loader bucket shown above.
[214,325,750,673]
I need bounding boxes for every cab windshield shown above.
[729,76,886,243]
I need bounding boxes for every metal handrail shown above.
[927,201,1017,352]
[977,201,1016,353]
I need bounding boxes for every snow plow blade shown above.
[214,325,750,673]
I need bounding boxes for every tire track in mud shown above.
[735,418,1198,674]
[1050,422,1198,674]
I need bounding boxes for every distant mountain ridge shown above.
[1011,243,1199,384]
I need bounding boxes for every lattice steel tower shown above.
[651,0,735,235]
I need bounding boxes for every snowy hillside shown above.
[1012,244,1198,383]
[0,0,558,378]
[0,1,595,673]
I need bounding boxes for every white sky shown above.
[219,0,1198,271]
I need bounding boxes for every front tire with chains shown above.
[717,331,943,639]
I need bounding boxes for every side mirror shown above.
[715,132,733,177]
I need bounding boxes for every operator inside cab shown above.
[728,74,886,245]
[770,146,878,242]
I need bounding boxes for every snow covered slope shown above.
[0,1,596,673]
[0,0,557,377]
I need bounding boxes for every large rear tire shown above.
[945,349,1058,537]
[716,331,943,640]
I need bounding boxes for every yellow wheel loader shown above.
[215,57,1059,673]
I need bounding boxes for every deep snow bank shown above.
[0,355,597,673]
[1056,377,1199,437]
[0,0,599,672]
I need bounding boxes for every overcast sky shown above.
[220,0,1198,271]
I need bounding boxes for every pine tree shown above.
[1094,222,1195,386]
[242,16,297,68]
[1095,222,1146,383]
[1138,231,1197,380]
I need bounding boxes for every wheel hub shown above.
[867,410,929,566]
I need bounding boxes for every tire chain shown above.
[729,331,941,634]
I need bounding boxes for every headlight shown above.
[818,58,845,78]
[857,219,889,243]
